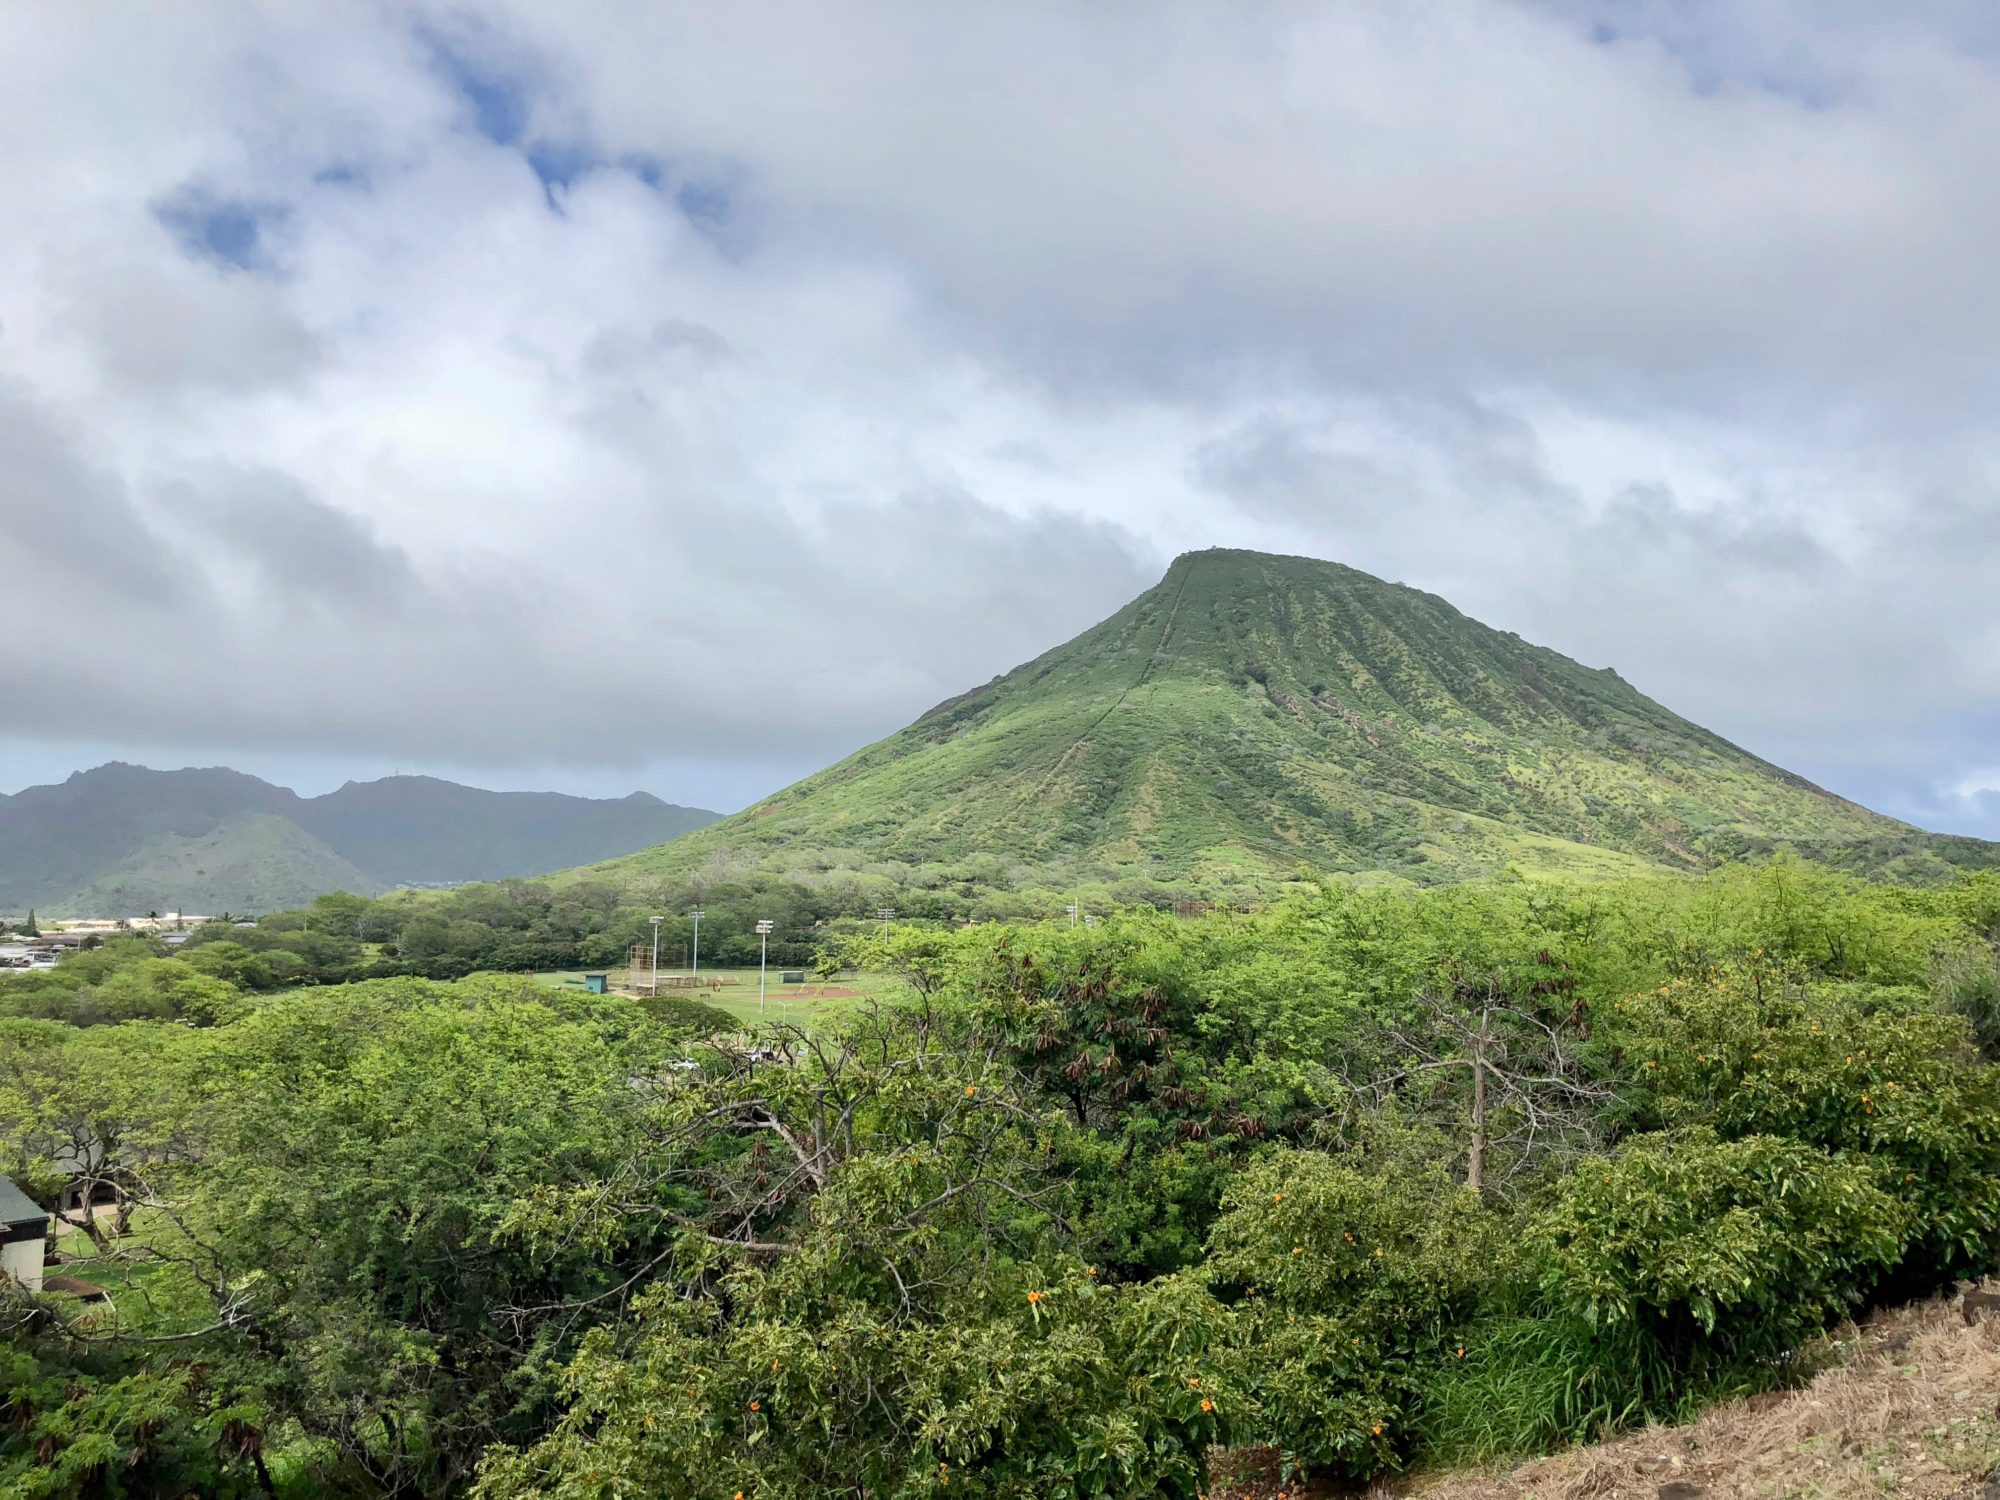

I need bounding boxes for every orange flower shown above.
[965,1084,977,1097]
[1200,1398,1214,1413]
[1188,1377,1201,1388]
[749,1401,761,1412]
[1456,1346,1465,1358]
[1292,1246,1302,1256]
[1272,1192,1284,1203]
[1086,1265,1097,1276]
[1026,1290,1042,1305]
[1372,1424,1384,1436]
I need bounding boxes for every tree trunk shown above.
[1467,1007,1489,1196]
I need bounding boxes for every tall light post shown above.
[688,909,705,976]
[876,907,895,942]
[756,919,774,1017]
[648,915,663,996]
[1066,901,1080,930]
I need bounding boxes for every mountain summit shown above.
[593,548,1984,888]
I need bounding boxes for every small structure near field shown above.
[781,971,806,984]
[0,1177,48,1292]
[583,973,610,995]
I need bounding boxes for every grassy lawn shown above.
[530,965,907,1030]
[47,1208,212,1335]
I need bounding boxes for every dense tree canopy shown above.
[3,860,1998,1496]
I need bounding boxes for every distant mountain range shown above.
[0,764,720,916]
[586,548,1996,890]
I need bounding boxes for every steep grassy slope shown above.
[592,549,1980,889]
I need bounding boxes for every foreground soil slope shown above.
[1219,1283,2000,1499]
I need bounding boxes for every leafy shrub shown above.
[1611,972,2000,1279]
[1532,1130,1909,1361]
[1204,1152,1511,1478]
[630,992,738,1034]
[477,1259,1238,1498]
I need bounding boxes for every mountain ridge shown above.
[0,765,722,915]
[583,547,1991,891]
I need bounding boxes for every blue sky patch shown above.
[423,26,535,145]
[154,187,289,273]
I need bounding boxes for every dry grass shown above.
[1215,1283,2000,1500]
[1407,1285,2000,1500]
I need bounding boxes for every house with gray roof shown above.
[0,1177,48,1293]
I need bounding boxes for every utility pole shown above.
[876,907,895,942]
[756,919,774,1017]
[688,909,705,976]
[649,915,663,997]
[1066,899,1080,930]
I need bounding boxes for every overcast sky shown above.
[4,3,2000,833]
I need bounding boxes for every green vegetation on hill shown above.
[0,763,720,916]
[51,812,385,916]
[590,549,1988,896]
[4,862,1998,1496]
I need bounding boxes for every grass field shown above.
[530,966,907,1029]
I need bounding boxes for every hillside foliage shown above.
[587,551,1998,895]
[1,861,1998,1496]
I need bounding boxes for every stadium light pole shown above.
[688,909,705,976]
[649,915,663,997]
[756,919,774,1016]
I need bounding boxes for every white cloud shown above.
[1,2,1998,830]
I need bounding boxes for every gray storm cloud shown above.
[1,1,1998,828]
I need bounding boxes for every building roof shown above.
[0,1176,47,1228]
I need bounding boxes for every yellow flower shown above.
[1272,1192,1284,1203]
